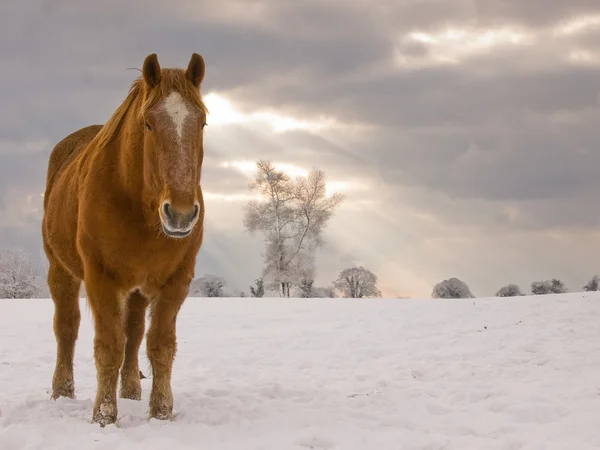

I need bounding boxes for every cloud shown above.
[2,0,600,297]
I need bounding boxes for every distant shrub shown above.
[250,278,264,298]
[432,277,474,299]
[496,284,523,297]
[0,248,41,299]
[583,275,599,292]
[531,279,568,295]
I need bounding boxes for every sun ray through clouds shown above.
[198,88,445,296]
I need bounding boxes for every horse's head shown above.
[139,53,207,239]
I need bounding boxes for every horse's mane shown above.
[92,69,208,151]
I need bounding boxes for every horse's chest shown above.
[115,236,188,295]
[132,241,184,272]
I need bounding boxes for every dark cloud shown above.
[468,0,600,27]
[0,147,49,194]
[357,105,600,204]
[230,55,600,129]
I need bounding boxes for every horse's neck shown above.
[91,91,156,225]
[113,113,153,217]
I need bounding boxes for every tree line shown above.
[2,244,599,299]
[190,265,382,298]
[429,276,600,299]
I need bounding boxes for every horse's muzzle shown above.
[160,201,200,238]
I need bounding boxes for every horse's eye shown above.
[202,122,207,129]
[145,122,152,131]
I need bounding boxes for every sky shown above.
[1,0,600,298]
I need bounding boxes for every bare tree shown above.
[0,248,41,298]
[583,275,599,292]
[432,277,474,299]
[244,160,344,297]
[334,266,382,298]
[496,284,523,297]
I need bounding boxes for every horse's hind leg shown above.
[120,290,148,400]
[48,260,81,400]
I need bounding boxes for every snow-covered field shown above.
[1,293,599,449]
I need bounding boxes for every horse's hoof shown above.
[50,391,75,401]
[92,402,118,427]
[149,407,173,421]
[119,379,142,400]
[119,388,142,401]
[51,380,75,400]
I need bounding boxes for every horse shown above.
[41,53,208,426]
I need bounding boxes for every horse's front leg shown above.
[120,290,149,400]
[146,273,190,420]
[85,267,126,426]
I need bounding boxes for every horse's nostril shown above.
[192,204,199,220]
[163,202,173,220]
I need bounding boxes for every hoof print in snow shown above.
[411,370,425,379]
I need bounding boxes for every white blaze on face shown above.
[164,91,190,140]
[160,91,196,192]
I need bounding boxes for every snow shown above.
[1,293,600,449]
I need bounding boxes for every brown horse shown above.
[41,53,208,426]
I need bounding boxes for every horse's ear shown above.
[142,53,161,88]
[186,53,205,88]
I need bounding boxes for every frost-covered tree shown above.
[243,160,344,297]
[334,266,382,298]
[262,245,316,297]
[531,279,568,295]
[0,248,41,299]
[531,280,551,295]
[204,278,224,297]
[432,277,474,299]
[583,275,599,292]
[496,284,523,297]
[194,274,226,297]
[250,278,265,298]
[299,278,314,298]
[550,279,568,293]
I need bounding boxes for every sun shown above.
[203,93,245,126]
[202,92,337,133]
